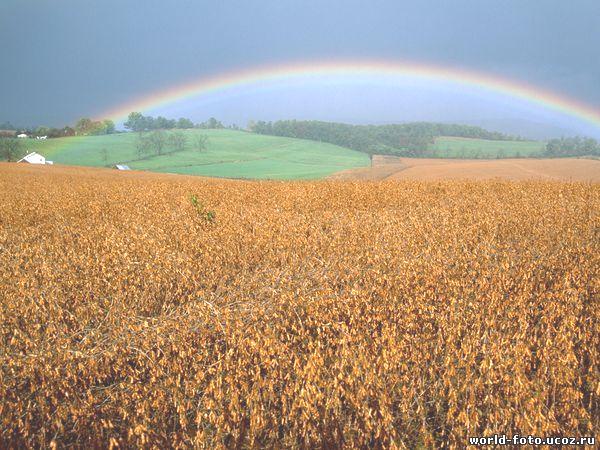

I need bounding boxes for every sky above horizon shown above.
[2,0,600,137]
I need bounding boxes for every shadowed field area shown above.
[0,163,598,448]
[331,155,600,181]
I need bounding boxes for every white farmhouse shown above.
[114,164,131,170]
[17,152,53,165]
[17,133,28,138]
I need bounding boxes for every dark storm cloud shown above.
[1,0,599,127]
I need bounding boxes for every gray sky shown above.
[2,0,600,136]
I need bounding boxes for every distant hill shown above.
[431,136,545,158]
[10,129,370,180]
[463,118,581,141]
[7,123,595,180]
[250,120,543,158]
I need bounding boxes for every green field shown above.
[22,129,370,179]
[430,136,545,158]
[14,131,547,178]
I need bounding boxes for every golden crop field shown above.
[1,163,598,448]
[331,155,600,182]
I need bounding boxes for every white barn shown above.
[114,164,131,170]
[17,133,28,139]
[17,152,53,165]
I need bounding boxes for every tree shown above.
[168,131,187,153]
[35,126,50,137]
[193,134,208,152]
[124,112,145,132]
[73,118,106,136]
[148,130,167,155]
[46,128,64,138]
[143,116,156,131]
[205,117,223,129]
[155,116,170,130]
[0,138,24,161]
[62,126,75,137]
[75,118,93,135]
[177,118,194,129]
[197,117,225,129]
[103,120,116,134]
[136,132,148,158]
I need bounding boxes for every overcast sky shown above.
[2,0,600,136]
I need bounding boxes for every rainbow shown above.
[100,59,600,129]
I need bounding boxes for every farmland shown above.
[332,154,600,181]
[23,129,370,179]
[12,128,552,181]
[13,129,592,181]
[1,163,597,448]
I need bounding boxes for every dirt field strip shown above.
[329,155,408,180]
[330,156,600,181]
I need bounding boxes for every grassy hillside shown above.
[430,136,545,158]
[16,130,547,179]
[22,129,370,179]
[250,120,539,157]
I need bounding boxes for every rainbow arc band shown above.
[99,60,600,129]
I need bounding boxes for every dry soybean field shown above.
[331,156,600,182]
[1,163,598,448]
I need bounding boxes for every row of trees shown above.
[74,118,115,136]
[125,113,192,132]
[1,119,116,138]
[544,136,599,157]
[124,112,224,132]
[0,124,76,138]
[2,113,232,139]
[134,130,208,159]
[249,120,522,156]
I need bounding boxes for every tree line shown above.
[1,113,233,140]
[124,112,225,132]
[544,136,600,157]
[0,118,116,139]
[133,130,208,159]
[0,112,219,162]
[249,120,524,156]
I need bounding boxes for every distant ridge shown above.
[250,120,532,157]
[462,118,580,140]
